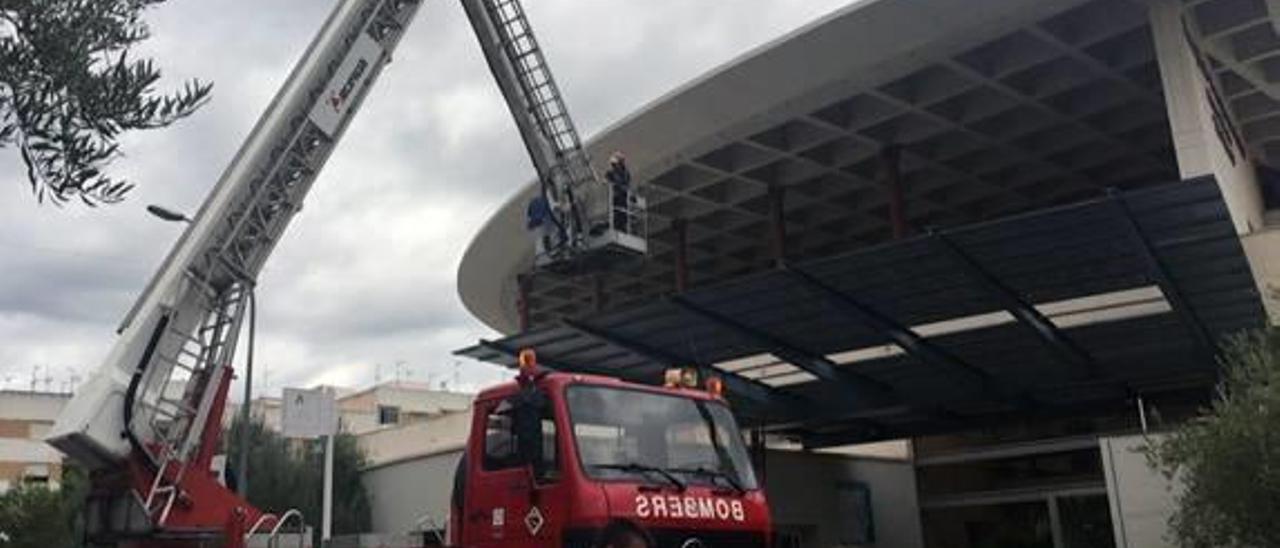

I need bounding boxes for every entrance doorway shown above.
[915,436,1117,548]
[922,493,1114,548]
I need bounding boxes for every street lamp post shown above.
[145,204,192,224]
[146,203,254,497]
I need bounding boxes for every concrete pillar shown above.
[673,218,689,292]
[1149,0,1264,234]
[1101,433,1179,548]
[769,186,787,266]
[881,145,907,239]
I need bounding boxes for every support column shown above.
[1149,0,1264,234]
[1047,496,1065,548]
[769,186,787,267]
[673,218,689,292]
[1150,0,1280,326]
[517,274,531,331]
[751,427,766,485]
[881,145,907,239]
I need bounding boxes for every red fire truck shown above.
[450,351,772,548]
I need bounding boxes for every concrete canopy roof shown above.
[458,0,1280,334]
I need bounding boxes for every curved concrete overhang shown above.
[460,0,1111,334]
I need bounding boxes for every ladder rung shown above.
[156,353,198,373]
[158,397,198,415]
[511,46,540,63]
[149,405,183,422]
[167,327,208,347]
[175,345,208,363]
[200,317,234,334]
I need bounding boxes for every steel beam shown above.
[516,274,532,331]
[783,263,1033,408]
[931,232,1099,379]
[1110,189,1218,361]
[768,186,787,267]
[559,318,799,414]
[478,339,603,375]
[670,295,898,405]
[674,218,689,293]
[593,275,606,312]
[783,264,989,383]
[881,145,907,239]
[799,382,1215,448]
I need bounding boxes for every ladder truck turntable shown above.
[45,1,769,547]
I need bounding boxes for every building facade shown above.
[455,0,1277,546]
[233,381,474,437]
[0,390,70,492]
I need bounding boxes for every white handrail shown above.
[267,509,306,548]
[411,511,447,545]
[244,508,306,548]
[245,512,278,539]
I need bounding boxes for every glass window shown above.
[483,400,519,470]
[566,385,758,490]
[378,405,400,425]
[481,398,558,474]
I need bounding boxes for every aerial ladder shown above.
[463,0,647,270]
[46,0,643,546]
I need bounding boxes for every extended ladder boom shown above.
[48,0,423,539]
[462,0,647,269]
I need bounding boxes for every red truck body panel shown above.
[453,371,771,548]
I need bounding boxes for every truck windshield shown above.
[566,385,759,491]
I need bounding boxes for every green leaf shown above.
[1,0,212,207]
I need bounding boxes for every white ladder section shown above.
[47,0,424,534]
[463,0,648,271]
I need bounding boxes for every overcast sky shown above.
[0,0,853,398]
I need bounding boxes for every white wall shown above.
[1100,433,1177,548]
[764,450,923,548]
[0,391,69,422]
[357,411,471,467]
[1150,0,1265,235]
[362,448,464,534]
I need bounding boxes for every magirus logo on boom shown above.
[329,58,369,112]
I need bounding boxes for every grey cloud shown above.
[1,0,852,396]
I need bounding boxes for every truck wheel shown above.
[599,526,648,548]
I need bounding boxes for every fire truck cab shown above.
[450,352,771,548]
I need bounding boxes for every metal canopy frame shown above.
[931,231,1100,380]
[457,177,1264,444]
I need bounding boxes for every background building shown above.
[0,390,70,492]
[234,380,473,436]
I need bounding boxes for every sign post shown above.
[282,387,338,544]
[323,430,334,543]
